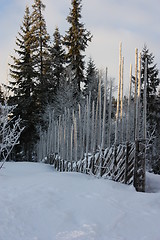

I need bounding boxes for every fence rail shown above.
[45,140,146,192]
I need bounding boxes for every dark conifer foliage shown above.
[64,0,92,93]
[141,45,160,129]
[140,45,160,168]
[84,57,98,102]
[31,0,50,107]
[49,27,65,95]
[10,6,36,96]
[141,45,159,100]
[9,6,38,160]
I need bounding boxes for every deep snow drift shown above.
[0,162,160,240]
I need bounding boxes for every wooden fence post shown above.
[133,140,139,190]
[124,142,129,184]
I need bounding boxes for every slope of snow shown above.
[0,162,160,240]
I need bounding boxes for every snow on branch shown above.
[0,103,24,169]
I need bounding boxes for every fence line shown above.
[45,141,145,192]
[36,45,147,192]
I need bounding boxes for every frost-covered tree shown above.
[141,45,160,128]
[83,57,98,103]
[0,103,23,169]
[140,46,160,169]
[141,45,159,101]
[53,80,77,118]
[63,0,92,93]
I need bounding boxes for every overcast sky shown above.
[0,0,160,94]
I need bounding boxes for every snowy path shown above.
[0,162,160,240]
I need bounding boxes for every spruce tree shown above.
[84,57,98,102]
[9,6,38,160]
[141,45,160,168]
[31,0,50,107]
[64,0,92,93]
[141,45,160,129]
[49,27,65,94]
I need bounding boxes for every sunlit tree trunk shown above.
[107,79,113,148]
[135,53,141,140]
[143,58,147,140]
[120,57,124,143]
[115,42,122,145]
[134,48,138,140]
[126,64,132,142]
[101,67,107,149]
[98,74,102,148]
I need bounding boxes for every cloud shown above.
[0,0,160,92]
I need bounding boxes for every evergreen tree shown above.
[53,80,77,117]
[49,27,65,94]
[64,0,92,93]
[83,57,98,102]
[141,45,160,129]
[9,6,38,160]
[31,0,50,107]
[140,45,160,169]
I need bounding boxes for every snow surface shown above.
[0,162,160,240]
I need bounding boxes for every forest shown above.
[0,0,160,186]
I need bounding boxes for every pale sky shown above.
[0,0,160,94]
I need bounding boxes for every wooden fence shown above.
[46,140,146,192]
[38,45,147,192]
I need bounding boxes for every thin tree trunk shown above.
[98,73,102,148]
[143,58,147,140]
[126,64,132,142]
[120,57,124,143]
[70,124,73,171]
[91,100,95,153]
[101,67,107,150]
[134,48,138,140]
[78,104,82,160]
[73,110,78,162]
[86,92,91,164]
[115,42,122,145]
[135,53,141,140]
[107,79,113,148]
[93,94,99,153]
[82,105,87,160]
[67,108,71,162]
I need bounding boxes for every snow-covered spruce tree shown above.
[151,91,160,173]
[0,103,23,169]
[141,45,160,128]
[83,57,99,103]
[9,6,39,160]
[52,80,77,118]
[63,0,92,95]
[140,45,160,166]
[49,27,66,100]
[31,0,50,108]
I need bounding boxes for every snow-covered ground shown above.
[0,162,160,240]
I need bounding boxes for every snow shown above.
[0,162,160,240]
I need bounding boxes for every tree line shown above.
[1,0,94,160]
